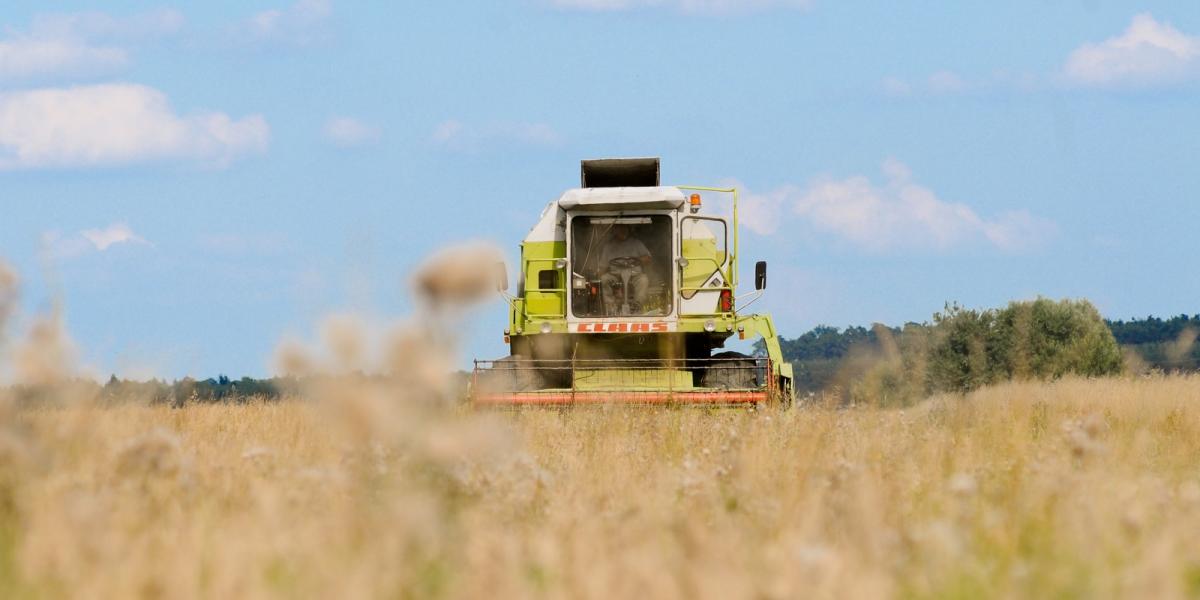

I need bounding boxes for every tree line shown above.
[6,372,473,406]
[95,374,302,406]
[9,304,1192,407]
[768,307,1199,399]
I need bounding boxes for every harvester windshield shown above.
[570,215,673,318]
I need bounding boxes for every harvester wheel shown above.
[487,355,543,392]
[700,351,759,389]
[777,378,794,409]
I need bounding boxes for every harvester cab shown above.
[472,157,794,407]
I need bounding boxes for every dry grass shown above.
[0,376,1197,599]
[4,249,1199,598]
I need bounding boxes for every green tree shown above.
[926,298,1122,394]
[995,298,1122,380]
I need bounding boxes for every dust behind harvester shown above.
[471,158,794,407]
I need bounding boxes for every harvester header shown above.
[471,157,793,407]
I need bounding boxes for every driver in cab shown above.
[599,224,650,315]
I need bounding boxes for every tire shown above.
[483,356,543,392]
[700,351,760,389]
[776,377,795,409]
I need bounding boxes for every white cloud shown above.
[431,119,563,152]
[548,0,810,14]
[1065,14,1200,87]
[323,116,380,147]
[43,223,150,260]
[740,159,1053,252]
[81,223,148,250]
[236,0,332,45]
[882,15,1199,96]
[0,9,183,81]
[739,184,793,236]
[0,83,269,170]
[793,158,1051,251]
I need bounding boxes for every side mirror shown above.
[754,261,767,291]
[496,262,509,292]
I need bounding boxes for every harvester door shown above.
[568,213,675,319]
[679,217,728,315]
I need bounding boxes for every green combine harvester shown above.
[471,157,794,406]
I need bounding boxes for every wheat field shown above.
[3,253,1198,599]
[0,376,1196,599]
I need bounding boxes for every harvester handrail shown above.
[679,284,733,292]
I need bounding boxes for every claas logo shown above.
[575,323,670,333]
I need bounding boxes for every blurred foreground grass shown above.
[2,376,1200,599]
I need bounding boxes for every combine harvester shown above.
[471,158,793,407]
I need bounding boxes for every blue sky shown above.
[1,1,1198,379]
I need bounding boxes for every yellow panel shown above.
[522,241,567,317]
[573,369,693,390]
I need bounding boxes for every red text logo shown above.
[576,322,670,333]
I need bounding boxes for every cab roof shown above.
[557,186,686,212]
